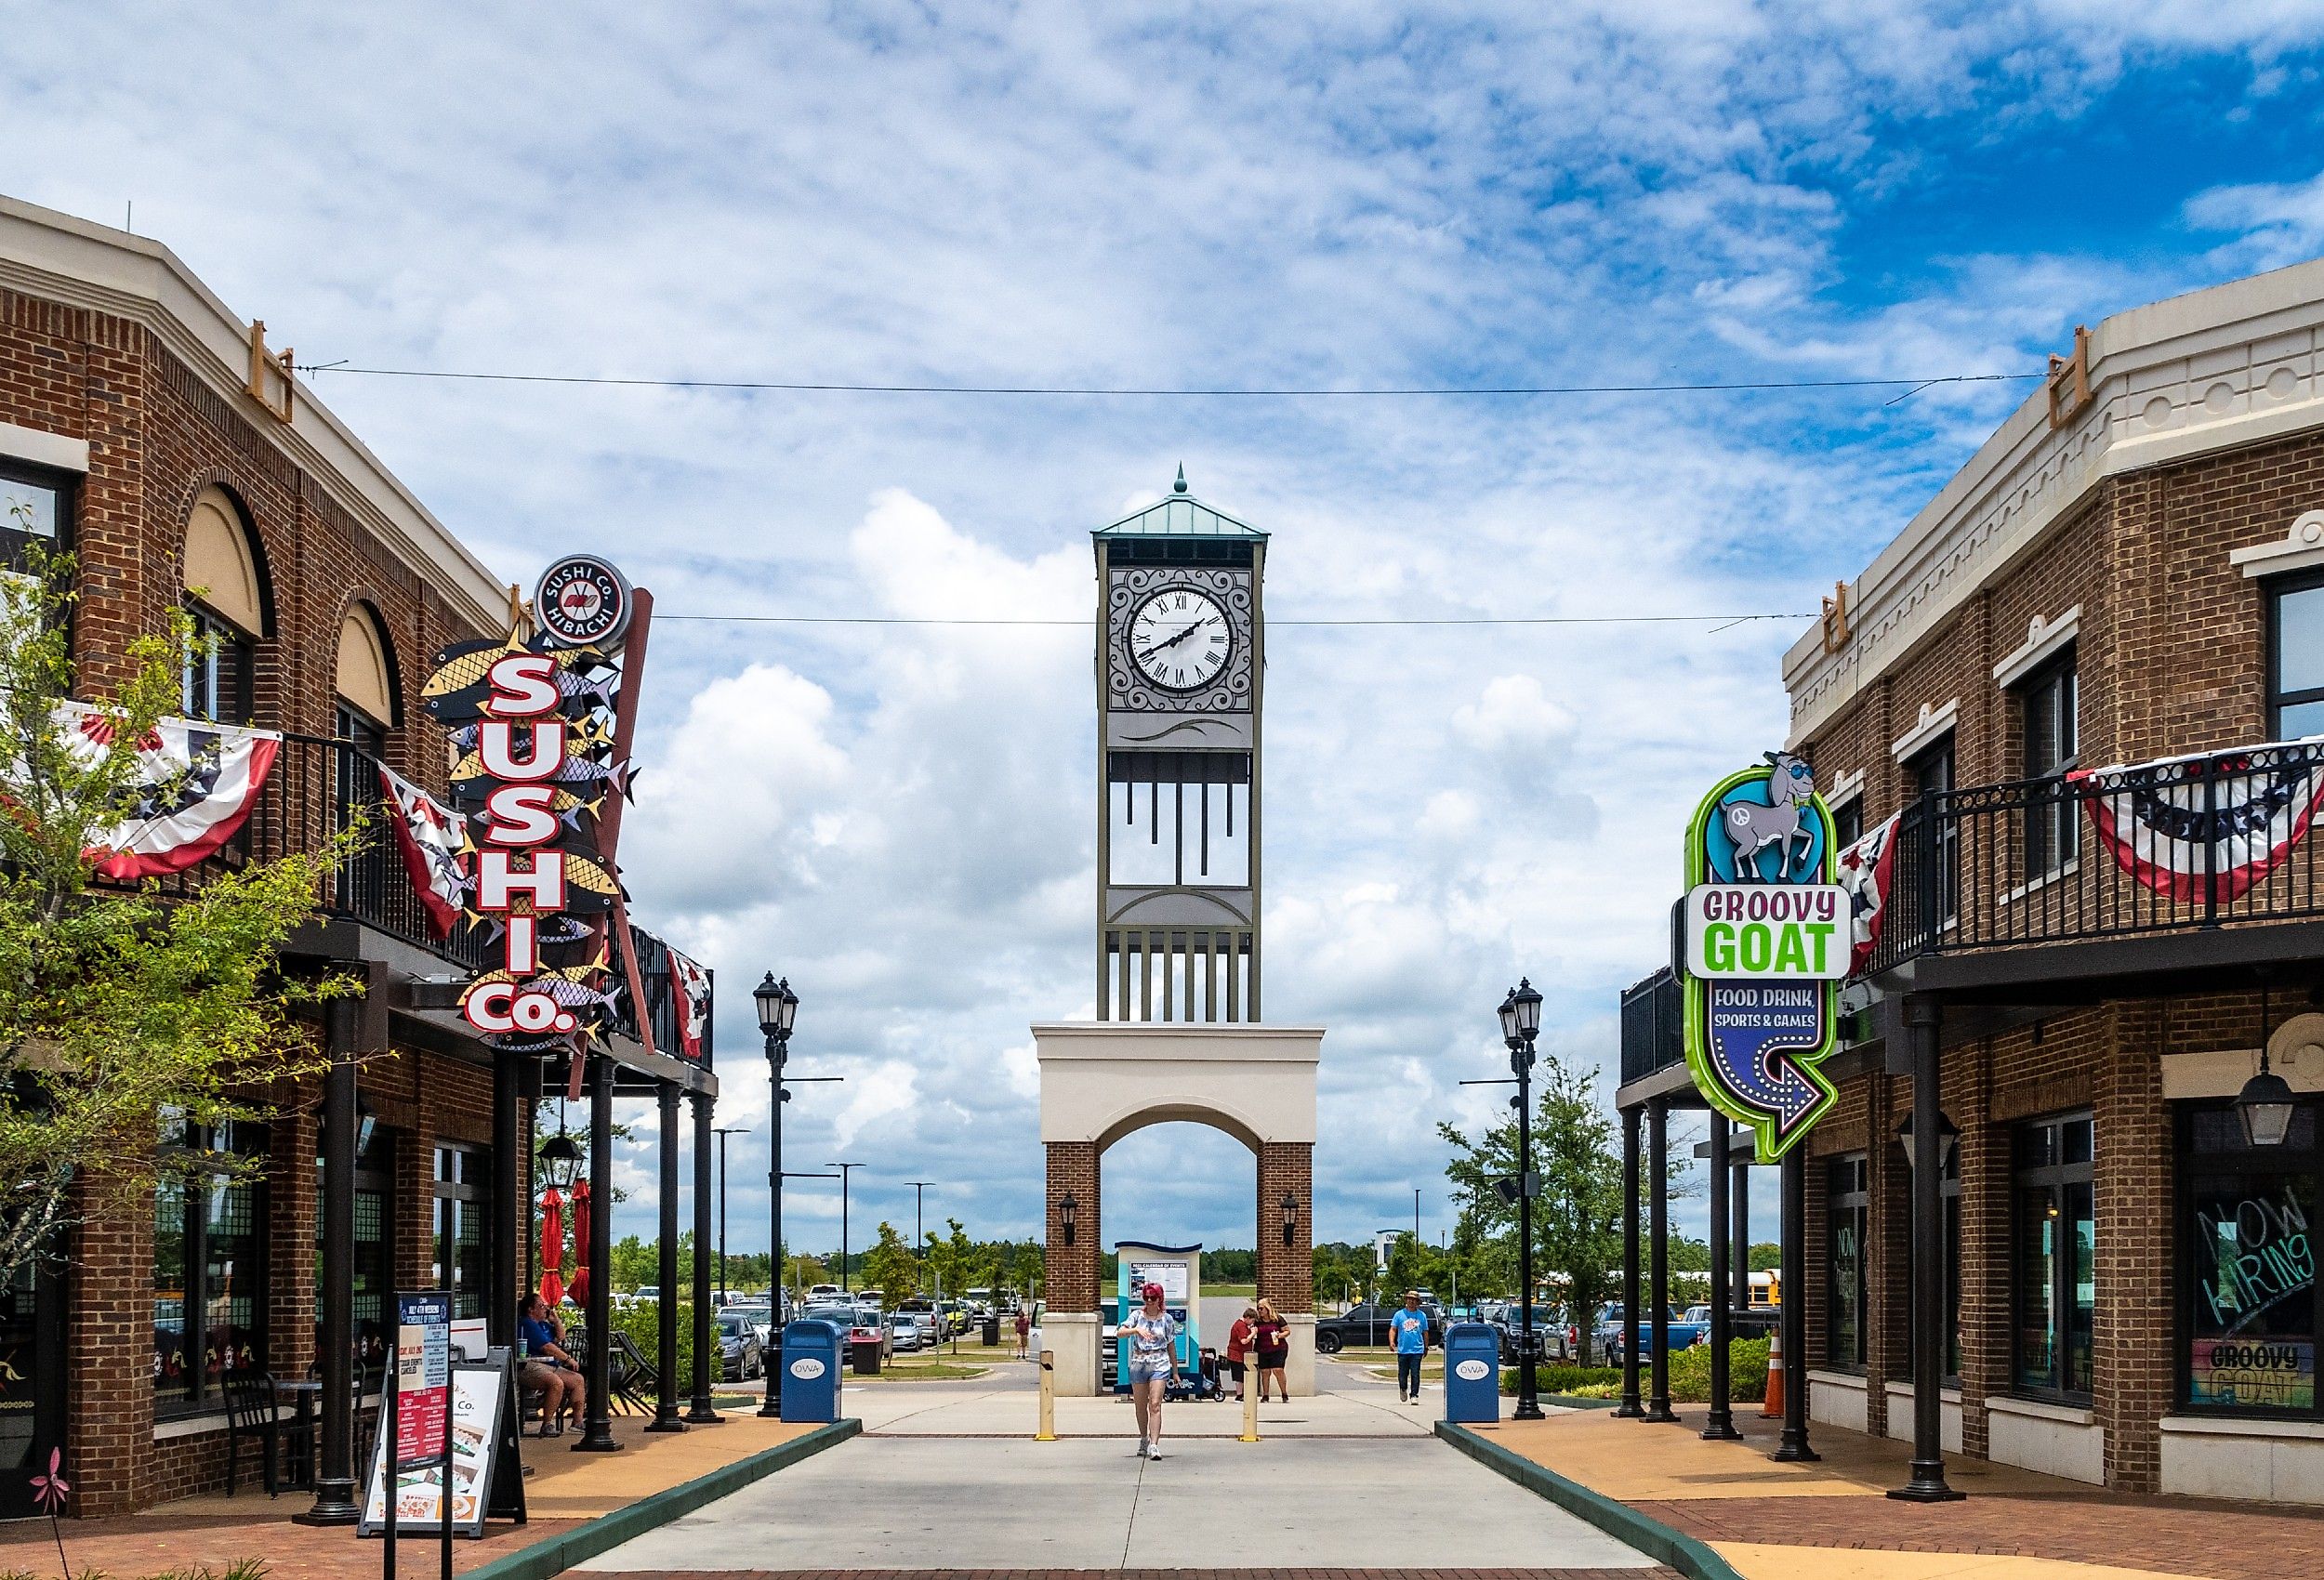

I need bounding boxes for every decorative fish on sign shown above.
[447,744,630,795]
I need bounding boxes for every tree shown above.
[860,1220,919,1301]
[0,546,341,1283]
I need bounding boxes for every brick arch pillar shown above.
[1257,1140,1315,1393]
[1044,1140,1101,1313]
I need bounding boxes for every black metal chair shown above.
[610,1330,659,1415]
[222,1372,284,1496]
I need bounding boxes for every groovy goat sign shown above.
[421,555,648,1056]
[1681,752,1843,1162]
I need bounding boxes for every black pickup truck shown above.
[1313,1302,1442,1354]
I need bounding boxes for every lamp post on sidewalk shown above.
[1500,981,1545,1422]
[755,973,839,1419]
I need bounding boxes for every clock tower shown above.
[1092,467,1266,1021]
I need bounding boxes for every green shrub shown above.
[609,1301,714,1395]
[1499,1363,1618,1395]
[1492,1340,1769,1404]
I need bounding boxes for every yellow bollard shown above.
[1037,1349,1056,1442]
[1240,1364,1260,1442]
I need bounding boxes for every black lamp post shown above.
[537,1128,582,1194]
[756,972,799,1419]
[2239,984,2298,1148]
[1501,979,1545,1422]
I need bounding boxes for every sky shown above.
[12,3,2324,1264]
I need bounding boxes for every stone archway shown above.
[1036,1021,1323,1396]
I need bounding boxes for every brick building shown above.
[0,194,718,1521]
[1618,255,2324,1505]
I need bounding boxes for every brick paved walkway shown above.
[1469,1405,2324,1580]
[615,1572,1670,1579]
[0,1411,812,1580]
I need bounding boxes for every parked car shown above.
[1489,1310,1573,1363]
[1313,1301,1443,1354]
[715,1309,764,1381]
[1594,1303,1706,1365]
[845,1314,892,1361]
[887,1313,925,1351]
[726,1301,776,1350]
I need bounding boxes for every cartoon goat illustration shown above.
[1723,751,1817,880]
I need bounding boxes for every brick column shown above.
[270,1102,320,1384]
[66,1169,158,1516]
[2097,1000,2171,1493]
[1255,1142,1312,1313]
[1044,1142,1100,1312]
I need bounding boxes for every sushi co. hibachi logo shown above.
[420,560,640,1053]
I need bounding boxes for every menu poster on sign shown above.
[394,1291,452,1470]
[360,1362,513,1537]
[1126,1262,1189,1302]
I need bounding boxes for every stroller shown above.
[1165,1346,1225,1402]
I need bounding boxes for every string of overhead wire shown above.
[654,612,1810,629]
[292,361,2041,399]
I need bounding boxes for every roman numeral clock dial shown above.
[1129,586,1232,691]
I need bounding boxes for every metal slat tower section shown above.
[1092,468,1268,1023]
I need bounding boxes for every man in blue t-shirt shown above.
[519,1293,586,1435]
[1389,1290,1430,1403]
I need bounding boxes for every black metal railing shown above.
[121,731,490,971]
[1619,968,1684,1085]
[1868,738,2324,975]
[620,926,710,1066]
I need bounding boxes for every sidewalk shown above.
[0,1409,819,1580]
[1463,1404,2324,1580]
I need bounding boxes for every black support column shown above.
[490,1047,522,1349]
[298,986,363,1524]
[647,1080,686,1433]
[1617,1104,1644,1416]
[1893,995,1963,1501]
[1774,1144,1817,1462]
[687,1090,720,1423]
[1645,1099,1677,1422]
[1731,1153,1750,1313]
[1704,1108,1739,1440]
[575,1055,619,1452]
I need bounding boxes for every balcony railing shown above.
[125,731,711,1060]
[1619,968,1683,1086]
[1867,738,2324,976]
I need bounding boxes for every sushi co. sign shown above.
[421,555,645,1054]
[1680,752,1849,1163]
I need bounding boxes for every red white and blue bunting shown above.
[2075,744,2324,902]
[1833,810,1899,975]
[667,943,711,1060]
[62,706,283,881]
[378,765,469,939]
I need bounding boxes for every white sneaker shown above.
[1145,1444,1165,1460]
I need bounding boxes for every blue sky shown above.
[10,4,2324,1260]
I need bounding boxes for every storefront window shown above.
[315,1142,394,1374]
[153,1119,270,1414]
[1828,1153,1868,1369]
[434,1144,492,1321]
[2014,1113,2094,1400]
[2182,1101,2318,1415]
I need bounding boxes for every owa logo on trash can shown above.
[790,1357,827,1380]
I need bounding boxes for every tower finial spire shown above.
[1173,465,1188,494]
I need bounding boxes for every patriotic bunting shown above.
[667,943,711,1060]
[378,765,469,938]
[1833,811,1900,975]
[2075,744,2324,902]
[60,706,283,881]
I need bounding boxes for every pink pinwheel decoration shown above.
[31,1446,67,1513]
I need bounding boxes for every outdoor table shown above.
[273,1377,323,1489]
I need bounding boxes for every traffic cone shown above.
[1762,1321,1784,1418]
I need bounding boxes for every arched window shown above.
[333,606,398,747]
[180,486,268,722]
[332,604,400,917]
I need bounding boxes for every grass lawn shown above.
[1207,1283,1258,1297]
[859,1359,992,1380]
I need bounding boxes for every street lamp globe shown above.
[536,1130,582,1193]
[2237,1064,2299,1148]
[1510,978,1543,1040]
[755,972,799,1038]
[1497,988,1520,1046]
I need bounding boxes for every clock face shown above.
[1129,586,1233,691]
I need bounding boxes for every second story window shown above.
[182,603,255,723]
[1904,733,1958,926]
[2270,574,2324,740]
[2020,650,2079,879]
[0,460,71,577]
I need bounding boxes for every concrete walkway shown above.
[582,1368,1657,1573]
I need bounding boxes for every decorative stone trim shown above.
[1992,605,2081,687]
[2231,509,2324,580]
[1890,698,1960,763]
[1988,1392,2096,1427]
[0,417,87,473]
[2159,1414,2324,1440]
[1826,766,1866,812]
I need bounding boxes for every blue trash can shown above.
[779,1318,844,1423]
[1443,1321,1501,1423]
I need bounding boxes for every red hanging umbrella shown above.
[566,1178,593,1310]
[537,1187,566,1308]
